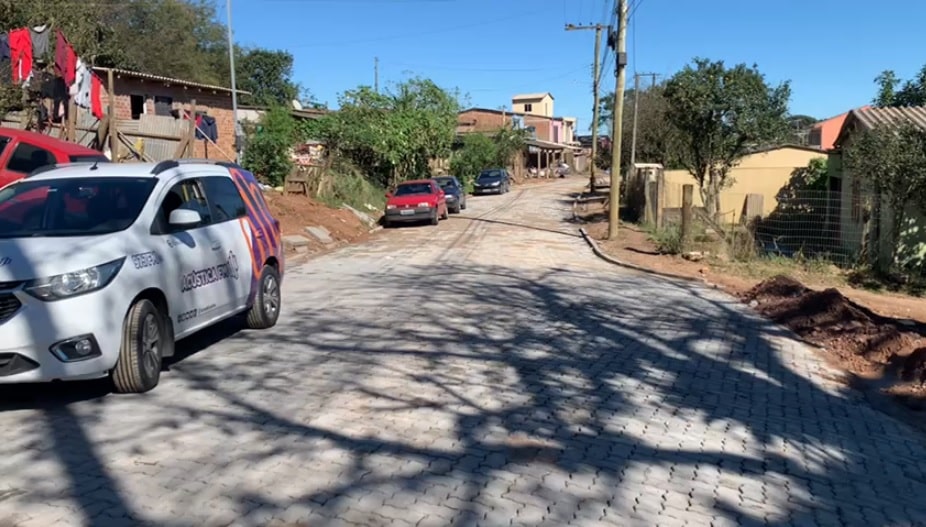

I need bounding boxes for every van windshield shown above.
[0,177,156,238]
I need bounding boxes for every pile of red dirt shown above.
[262,191,374,243]
[741,275,926,383]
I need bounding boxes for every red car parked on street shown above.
[383,179,449,228]
[0,128,108,189]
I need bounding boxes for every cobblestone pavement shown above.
[3,179,926,527]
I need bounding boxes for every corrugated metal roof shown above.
[852,106,926,131]
[92,67,251,95]
[512,92,554,101]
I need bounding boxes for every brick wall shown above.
[102,77,238,161]
[456,109,512,134]
[523,115,553,142]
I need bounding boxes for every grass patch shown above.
[316,162,386,213]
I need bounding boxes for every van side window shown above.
[201,176,247,222]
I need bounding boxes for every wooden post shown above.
[644,180,655,225]
[107,69,118,161]
[681,184,694,245]
[186,99,197,159]
[67,101,77,142]
[655,169,666,228]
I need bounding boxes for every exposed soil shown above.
[262,191,375,258]
[740,276,926,382]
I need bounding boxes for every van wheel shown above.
[247,265,282,329]
[112,299,168,394]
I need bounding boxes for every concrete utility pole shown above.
[374,57,380,93]
[226,0,241,163]
[629,72,660,171]
[565,23,606,194]
[606,0,628,240]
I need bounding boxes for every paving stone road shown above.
[3,178,926,527]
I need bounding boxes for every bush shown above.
[242,106,297,187]
[647,224,684,254]
[316,160,387,212]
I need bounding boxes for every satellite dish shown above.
[292,100,303,110]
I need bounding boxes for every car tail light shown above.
[418,202,431,208]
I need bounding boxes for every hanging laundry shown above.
[0,33,11,84]
[51,76,68,123]
[9,28,33,83]
[30,25,50,62]
[196,114,219,142]
[0,34,9,62]
[90,73,103,119]
[71,58,92,109]
[54,29,76,85]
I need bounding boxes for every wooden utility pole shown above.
[565,23,606,194]
[629,72,660,170]
[607,0,628,240]
[374,57,380,93]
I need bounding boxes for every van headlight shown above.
[25,257,126,301]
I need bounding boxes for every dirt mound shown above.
[742,275,809,301]
[744,275,926,379]
[263,191,372,243]
[900,348,926,384]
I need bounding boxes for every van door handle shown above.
[211,241,222,251]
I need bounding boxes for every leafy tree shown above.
[309,78,460,188]
[874,65,926,107]
[450,126,527,191]
[234,48,301,106]
[242,106,297,187]
[844,122,926,269]
[663,58,791,216]
[0,0,300,96]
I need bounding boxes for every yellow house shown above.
[512,93,554,117]
[662,144,827,224]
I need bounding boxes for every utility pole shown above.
[630,72,660,171]
[374,57,380,93]
[606,0,628,240]
[225,0,241,163]
[565,23,605,194]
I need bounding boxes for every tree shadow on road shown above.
[6,262,926,524]
[164,264,926,524]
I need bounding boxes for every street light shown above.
[226,0,242,163]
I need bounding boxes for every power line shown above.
[464,65,590,93]
[285,8,549,48]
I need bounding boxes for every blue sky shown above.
[228,0,926,130]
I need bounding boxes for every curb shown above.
[572,190,704,284]
[577,227,665,275]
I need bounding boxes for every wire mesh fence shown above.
[656,182,865,267]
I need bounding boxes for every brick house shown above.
[92,67,246,161]
[457,107,563,142]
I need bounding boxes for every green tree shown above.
[844,122,926,269]
[450,126,527,190]
[595,85,685,172]
[234,48,301,106]
[242,106,297,187]
[663,58,791,216]
[874,65,926,107]
[310,78,460,188]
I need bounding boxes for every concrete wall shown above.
[104,76,237,160]
[662,147,827,223]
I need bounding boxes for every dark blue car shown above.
[434,175,466,213]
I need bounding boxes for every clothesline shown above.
[2,24,104,120]
[4,23,227,152]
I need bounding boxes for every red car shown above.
[383,179,449,227]
[0,128,108,189]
